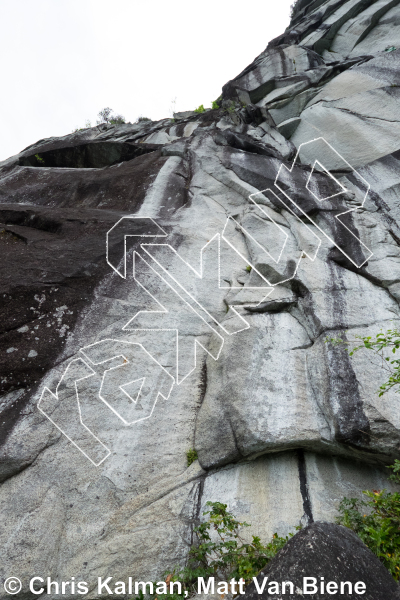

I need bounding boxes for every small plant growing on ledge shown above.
[194,104,206,114]
[212,95,222,110]
[246,265,252,273]
[225,100,237,114]
[35,153,45,165]
[109,115,126,125]
[186,448,198,466]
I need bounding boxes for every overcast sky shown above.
[0,0,293,161]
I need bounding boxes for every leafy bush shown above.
[186,448,198,467]
[137,116,152,122]
[129,503,294,600]
[336,461,400,580]
[168,501,294,596]
[212,95,222,110]
[110,115,126,125]
[326,328,400,396]
[225,100,237,114]
[130,476,399,600]
[194,104,206,114]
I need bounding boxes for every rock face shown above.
[244,521,400,600]
[1,0,400,596]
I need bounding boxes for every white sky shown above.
[0,0,293,161]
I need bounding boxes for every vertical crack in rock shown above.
[190,478,205,548]
[326,262,371,447]
[328,335,371,446]
[197,360,208,408]
[183,147,194,209]
[297,450,314,524]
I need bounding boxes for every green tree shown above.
[96,107,125,125]
[336,461,400,580]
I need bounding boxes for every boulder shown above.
[243,522,400,600]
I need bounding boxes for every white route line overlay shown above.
[37,358,111,467]
[37,136,374,466]
[139,232,273,333]
[124,251,227,384]
[246,187,323,284]
[275,136,373,268]
[80,339,174,424]
[38,341,174,466]
[106,216,168,279]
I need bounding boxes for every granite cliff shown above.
[1,0,400,596]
